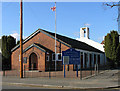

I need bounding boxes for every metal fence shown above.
[2,64,107,79]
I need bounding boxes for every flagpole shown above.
[55,2,57,71]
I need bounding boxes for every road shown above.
[2,83,120,91]
[2,82,49,89]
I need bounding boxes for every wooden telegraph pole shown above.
[20,0,23,78]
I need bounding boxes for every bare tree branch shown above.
[104,2,120,8]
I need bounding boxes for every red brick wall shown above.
[11,31,71,71]
[12,46,45,71]
[23,47,45,71]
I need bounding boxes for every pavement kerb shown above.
[2,82,65,89]
[2,82,120,90]
[64,85,120,90]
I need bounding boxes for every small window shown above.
[58,53,62,61]
[52,53,62,61]
[46,55,49,61]
[94,54,96,64]
[81,52,83,55]
[52,54,55,61]
[47,52,49,54]
[98,55,100,65]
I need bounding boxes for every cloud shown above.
[10,31,27,41]
[10,32,20,41]
[84,23,91,27]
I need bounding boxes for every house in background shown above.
[101,40,104,45]
[11,28,106,72]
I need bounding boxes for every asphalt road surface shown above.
[2,83,49,89]
[2,83,120,91]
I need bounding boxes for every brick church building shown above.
[11,28,105,72]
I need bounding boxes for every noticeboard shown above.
[62,48,80,65]
[63,56,69,65]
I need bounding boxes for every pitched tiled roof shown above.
[42,30,104,53]
[11,28,104,53]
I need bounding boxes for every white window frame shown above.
[52,53,62,61]
[46,55,49,61]
[47,52,49,55]
[52,53,55,61]
[57,53,62,61]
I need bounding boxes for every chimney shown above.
[86,27,89,39]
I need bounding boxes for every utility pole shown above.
[20,0,23,78]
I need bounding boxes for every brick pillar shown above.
[69,64,73,71]
[63,65,69,71]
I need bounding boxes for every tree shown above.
[104,2,120,68]
[104,2,119,8]
[105,30,120,68]
[116,43,120,66]
[2,35,16,70]
[2,36,8,70]
[0,39,1,50]
[7,36,16,69]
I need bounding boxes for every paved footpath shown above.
[2,69,120,89]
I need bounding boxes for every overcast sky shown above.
[2,2,118,43]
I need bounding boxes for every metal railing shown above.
[2,64,108,79]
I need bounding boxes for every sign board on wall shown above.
[19,55,27,63]
[62,48,80,65]
[23,57,27,63]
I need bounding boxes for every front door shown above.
[29,53,38,70]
